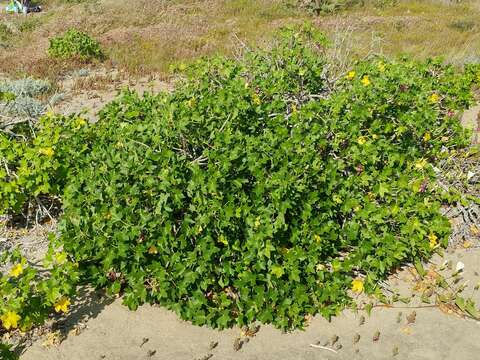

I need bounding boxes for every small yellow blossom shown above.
[351,278,364,293]
[291,104,297,113]
[357,136,367,145]
[462,241,473,249]
[346,70,356,80]
[377,62,386,72]
[147,246,158,254]
[252,93,261,105]
[186,98,196,107]
[314,234,321,243]
[372,134,379,139]
[9,263,23,278]
[415,158,428,170]
[254,217,261,228]
[423,132,431,142]
[361,75,371,86]
[218,235,228,246]
[1,311,21,330]
[429,93,440,104]
[54,297,71,313]
[76,118,87,128]
[428,233,438,249]
[178,63,187,71]
[54,252,67,265]
[39,147,54,157]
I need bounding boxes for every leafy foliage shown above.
[0,114,91,216]
[53,28,479,330]
[48,29,103,61]
[298,0,397,14]
[0,241,79,333]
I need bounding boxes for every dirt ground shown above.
[52,68,171,121]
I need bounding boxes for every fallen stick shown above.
[309,344,338,354]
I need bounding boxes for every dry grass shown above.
[0,0,479,80]
[70,72,120,93]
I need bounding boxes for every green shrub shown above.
[56,28,479,330]
[0,113,92,216]
[299,0,397,14]
[0,23,12,43]
[48,29,103,61]
[0,240,79,333]
[0,343,17,360]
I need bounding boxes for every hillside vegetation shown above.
[0,0,479,78]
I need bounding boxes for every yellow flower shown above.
[54,297,71,313]
[218,235,228,246]
[1,311,21,330]
[45,110,55,118]
[429,93,440,104]
[462,241,473,249]
[314,234,321,243]
[423,132,431,142]
[361,75,371,86]
[415,158,428,170]
[147,245,158,254]
[76,118,87,128]
[186,98,195,107]
[428,233,438,249]
[54,252,67,265]
[291,104,297,113]
[357,136,367,145]
[351,278,364,293]
[346,70,356,80]
[9,263,23,278]
[39,147,54,157]
[252,93,261,105]
[377,62,386,72]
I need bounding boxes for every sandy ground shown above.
[19,248,480,360]
[52,68,171,121]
